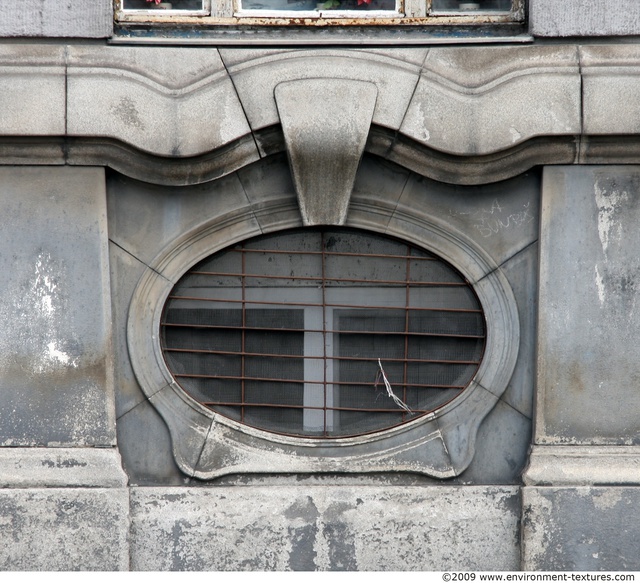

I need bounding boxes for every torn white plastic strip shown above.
[376,358,412,414]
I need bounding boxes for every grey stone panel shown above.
[392,171,540,271]
[130,486,520,570]
[117,399,189,486]
[236,153,301,232]
[275,78,377,226]
[0,488,129,570]
[0,0,112,38]
[498,241,538,419]
[109,241,150,419]
[0,167,116,447]
[0,448,127,488]
[537,166,640,444]
[348,154,412,232]
[401,46,581,156]
[452,398,532,485]
[522,487,640,570]
[106,171,254,268]
[582,45,640,137]
[221,49,421,133]
[0,45,66,136]
[67,46,254,158]
[530,0,640,37]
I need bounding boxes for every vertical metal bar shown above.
[321,232,328,436]
[403,244,411,421]
[241,244,246,423]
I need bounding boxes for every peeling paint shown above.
[594,264,606,306]
[594,182,629,258]
[592,489,623,511]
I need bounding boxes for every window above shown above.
[115,0,524,26]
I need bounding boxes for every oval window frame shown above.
[127,207,519,479]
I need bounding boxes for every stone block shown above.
[524,446,640,486]
[0,167,116,446]
[221,48,421,133]
[582,45,640,136]
[106,170,256,268]
[67,46,253,157]
[537,166,640,444]
[236,153,301,232]
[109,241,149,420]
[0,0,112,38]
[392,171,540,271]
[0,488,129,570]
[130,486,520,570]
[530,0,640,37]
[0,45,65,136]
[0,448,127,488]
[499,241,538,419]
[401,46,581,156]
[275,78,377,226]
[522,487,640,570]
[117,398,189,486]
[454,399,531,485]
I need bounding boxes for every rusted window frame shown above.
[114,0,524,26]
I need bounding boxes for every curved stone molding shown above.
[275,79,377,225]
[401,45,581,156]
[67,46,253,157]
[5,43,640,186]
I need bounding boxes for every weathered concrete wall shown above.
[0,0,113,38]
[0,167,116,447]
[535,166,640,446]
[523,487,640,570]
[523,165,640,569]
[530,0,640,37]
[130,486,521,571]
[0,489,129,570]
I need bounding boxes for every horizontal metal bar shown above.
[174,373,466,389]
[188,270,467,287]
[166,295,482,312]
[162,321,485,339]
[163,346,482,365]
[218,247,441,261]
[200,400,441,414]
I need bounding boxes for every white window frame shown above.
[114,0,523,24]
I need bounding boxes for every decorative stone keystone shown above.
[275,78,377,226]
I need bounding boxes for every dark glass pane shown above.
[123,0,203,9]
[431,0,512,11]
[241,0,395,10]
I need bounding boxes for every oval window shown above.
[161,228,486,438]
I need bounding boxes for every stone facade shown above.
[1,0,640,572]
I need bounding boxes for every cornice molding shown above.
[0,44,639,184]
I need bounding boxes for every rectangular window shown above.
[120,0,209,12]
[115,0,523,23]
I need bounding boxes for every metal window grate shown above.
[161,228,486,438]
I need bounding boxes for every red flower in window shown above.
[357,0,372,4]
[146,0,163,4]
